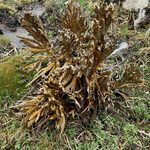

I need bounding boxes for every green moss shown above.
[0,35,11,47]
[0,0,35,12]
[0,3,14,10]
[14,0,35,5]
[0,55,22,97]
[0,51,37,104]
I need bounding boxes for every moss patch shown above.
[0,54,24,101]
[0,35,11,47]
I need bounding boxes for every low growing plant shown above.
[14,1,144,133]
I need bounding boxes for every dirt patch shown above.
[0,2,46,49]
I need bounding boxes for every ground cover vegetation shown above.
[0,0,149,149]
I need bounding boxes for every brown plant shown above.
[14,1,144,133]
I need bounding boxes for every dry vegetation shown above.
[14,1,144,133]
[0,0,149,149]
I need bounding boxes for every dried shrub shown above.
[14,1,144,133]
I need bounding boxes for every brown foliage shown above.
[14,1,144,133]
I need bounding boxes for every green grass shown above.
[0,34,149,150]
[0,78,149,150]
[0,1,150,149]
[0,55,149,149]
[1,113,149,149]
